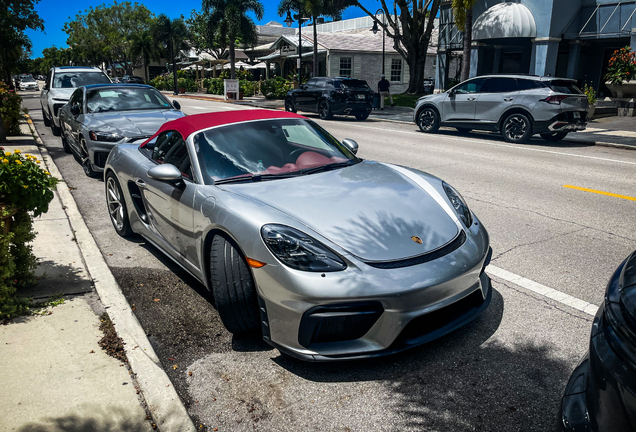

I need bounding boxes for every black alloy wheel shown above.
[502,113,532,143]
[51,121,61,136]
[105,172,133,237]
[540,132,568,142]
[417,107,440,133]
[42,108,51,127]
[80,138,99,178]
[209,235,261,335]
[318,100,333,120]
[355,112,370,121]
[285,98,297,113]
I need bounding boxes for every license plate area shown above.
[573,112,581,119]
[357,94,365,100]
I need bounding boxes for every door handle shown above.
[467,97,476,101]
[504,97,514,102]
[135,178,146,187]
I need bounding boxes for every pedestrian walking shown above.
[378,74,394,110]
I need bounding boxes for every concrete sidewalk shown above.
[0,121,194,431]
[164,91,635,149]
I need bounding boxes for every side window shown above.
[481,78,518,93]
[516,79,539,91]
[69,89,84,114]
[454,78,487,94]
[45,71,52,89]
[305,78,318,88]
[151,131,193,179]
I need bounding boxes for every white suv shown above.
[40,66,111,136]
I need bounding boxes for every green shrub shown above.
[261,77,292,99]
[0,83,23,136]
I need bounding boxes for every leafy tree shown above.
[154,14,189,93]
[130,28,159,82]
[202,0,264,80]
[452,0,476,81]
[356,0,441,94]
[187,10,228,61]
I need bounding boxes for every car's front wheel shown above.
[61,129,72,154]
[540,132,568,142]
[318,100,333,120]
[417,107,440,133]
[284,98,296,113]
[502,113,532,143]
[42,108,51,127]
[79,138,99,178]
[210,235,261,335]
[105,172,133,237]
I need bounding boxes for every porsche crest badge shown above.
[411,236,423,244]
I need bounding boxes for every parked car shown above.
[560,250,636,431]
[423,78,435,94]
[104,110,492,361]
[40,66,112,136]
[19,76,39,91]
[414,75,589,143]
[284,77,374,120]
[58,84,184,177]
[123,75,145,84]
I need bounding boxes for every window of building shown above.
[339,57,352,77]
[390,59,402,82]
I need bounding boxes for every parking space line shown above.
[487,265,598,317]
[563,185,636,202]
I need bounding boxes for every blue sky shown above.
[25,0,383,58]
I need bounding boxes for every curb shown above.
[24,114,196,432]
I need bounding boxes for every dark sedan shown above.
[560,250,636,431]
[284,77,373,121]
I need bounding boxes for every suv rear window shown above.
[545,80,582,94]
[53,72,111,88]
[516,79,546,91]
[335,79,370,90]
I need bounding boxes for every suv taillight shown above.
[542,95,568,105]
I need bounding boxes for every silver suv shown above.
[414,75,589,143]
[40,66,111,136]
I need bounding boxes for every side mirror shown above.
[147,164,182,182]
[448,89,455,97]
[342,138,359,155]
[70,105,81,116]
[172,100,181,110]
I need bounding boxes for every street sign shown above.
[224,79,239,101]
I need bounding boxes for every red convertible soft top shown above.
[147,109,306,142]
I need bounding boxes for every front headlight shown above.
[89,131,122,142]
[261,224,347,272]
[443,182,473,227]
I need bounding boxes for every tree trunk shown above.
[461,7,473,82]
[313,17,318,78]
[229,40,236,80]
[406,49,427,94]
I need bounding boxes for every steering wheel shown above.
[289,149,306,161]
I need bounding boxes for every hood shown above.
[86,110,185,137]
[48,88,75,101]
[224,161,459,262]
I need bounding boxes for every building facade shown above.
[436,0,636,97]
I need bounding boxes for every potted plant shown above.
[605,46,636,98]
[583,84,597,119]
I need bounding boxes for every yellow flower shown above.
[4,152,10,156]
[2,159,8,164]
[44,171,50,175]
[36,160,41,164]
[15,160,22,165]
[23,185,28,189]
[14,149,21,154]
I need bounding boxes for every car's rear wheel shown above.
[417,107,440,133]
[540,132,568,142]
[456,127,472,134]
[105,172,133,237]
[355,112,370,121]
[285,98,296,113]
[80,138,99,178]
[210,235,261,335]
[42,108,51,127]
[318,100,333,120]
[502,113,532,143]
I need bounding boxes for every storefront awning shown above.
[472,2,537,40]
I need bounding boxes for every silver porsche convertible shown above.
[104,110,492,361]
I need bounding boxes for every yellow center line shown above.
[563,185,636,201]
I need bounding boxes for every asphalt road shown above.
[23,91,636,431]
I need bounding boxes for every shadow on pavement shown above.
[429,128,596,149]
[17,413,151,432]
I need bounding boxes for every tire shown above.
[502,113,533,143]
[284,98,296,113]
[417,107,440,133]
[318,100,333,120]
[210,235,261,335]
[105,172,133,237]
[455,127,472,133]
[61,131,71,154]
[540,132,568,142]
[51,121,61,136]
[355,112,370,121]
[42,108,51,127]
[79,138,99,178]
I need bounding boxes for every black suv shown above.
[285,77,374,120]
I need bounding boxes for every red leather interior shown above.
[265,151,349,174]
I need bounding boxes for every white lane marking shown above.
[486,265,599,317]
[337,123,636,166]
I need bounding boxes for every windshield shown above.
[53,72,111,88]
[22,77,35,83]
[193,118,359,184]
[546,80,583,95]
[86,87,173,113]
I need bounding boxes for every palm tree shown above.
[154,14,189,94]
[452,0,477,82]
[203,0,264,80]
[130,29,159,82]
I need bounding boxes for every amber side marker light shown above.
[246,257,267,268]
